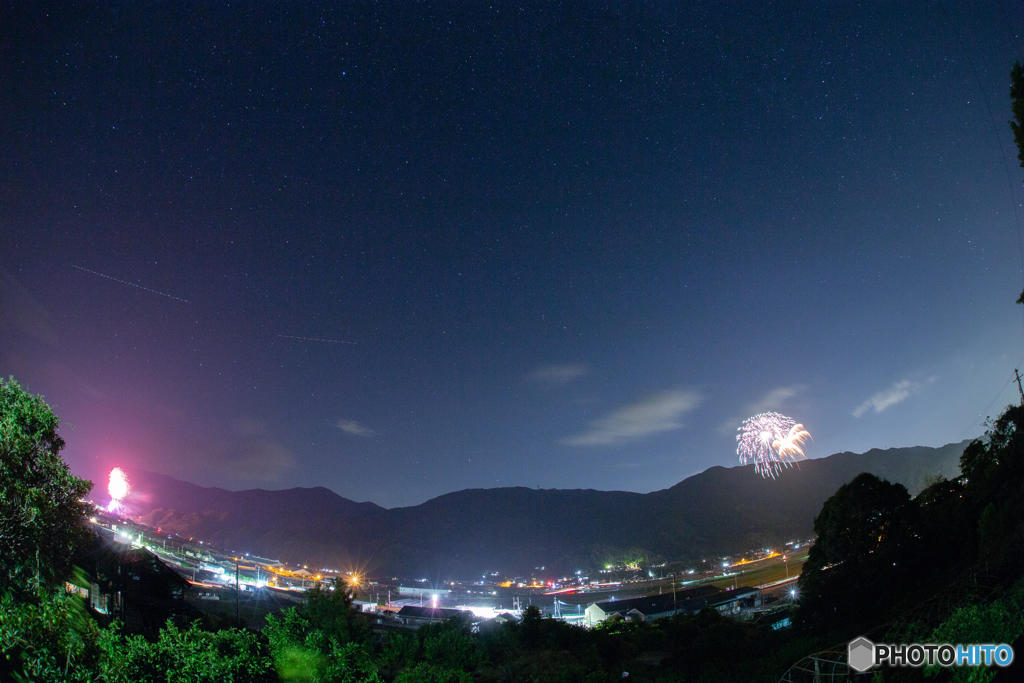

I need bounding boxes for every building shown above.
[69,528,197,636]
[396,605,473,628]
[711,586,761,614]
[398,585,452,599]
[493,612,520,624]
[585,585,763,626]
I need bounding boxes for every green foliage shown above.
[419,620,481,672]
[264,605,381,682]
[923,579,1024,681]
[375,630,418,679]
[924,604,1017,683]
[0,589,104,682]
[264,608,329,681]
[656,608,777,683]
[99,621,275,683]
[393,662,472,683]
[298,580,366,646]
[14,356,1024,682]
[0,378,92,595]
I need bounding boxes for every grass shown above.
[706,550,810,589]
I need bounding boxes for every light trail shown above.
[72,264,190,302]
[276,334,357,345]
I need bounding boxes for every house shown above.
[493,612,520,624]
[585,585,725,626]
[69,528,197,636]
[710,586,762,614]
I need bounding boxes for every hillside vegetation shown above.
[126,440,966,578]
[7,374,1024,681]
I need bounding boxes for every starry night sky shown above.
[4,2,1024,508]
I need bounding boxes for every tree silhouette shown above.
[0,378,92,596]
[798,473,916,629]
[1009,62,1024,305]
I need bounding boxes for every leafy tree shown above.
[956,406,1024,575]
[264,605,380,682]
[798,473,916,629]
[656,608,777,682]
[297,579,369,646]
[419,620,481,673]
[1009,61,1024,305]
[1011,61,1024,172]
[924,580,1024,682]
[0,378,92,595]
[376,630,419,680]
[100,621,275,683]
[913,475,975,573]
[803,473,912,572]
[393,662,471,683]
[0,588,104,682]
[520,604,544,650]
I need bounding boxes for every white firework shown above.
[737,412,811,478]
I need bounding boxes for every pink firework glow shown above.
[107,467,130,512]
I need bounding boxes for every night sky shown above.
[4,3,1024,508]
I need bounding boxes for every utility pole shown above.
[235,563,240,624]
[1016,369,1024,406]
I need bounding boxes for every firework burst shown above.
[107,467,130,512]
[737,413,811,478]
[773,423,812,463]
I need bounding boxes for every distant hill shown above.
[121,441,967,577]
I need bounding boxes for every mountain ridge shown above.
[120,441,969,577]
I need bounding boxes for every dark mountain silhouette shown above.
[121,441,967,577]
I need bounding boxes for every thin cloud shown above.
[747,385,804,415]
[561,390,703,446]
[188,418,297,484]
[718,384,805,434]
[853,380,917,417]
[0,269,58,346]
[338,419,375,437]
[528,364,589,385]
[217,439,297,483]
